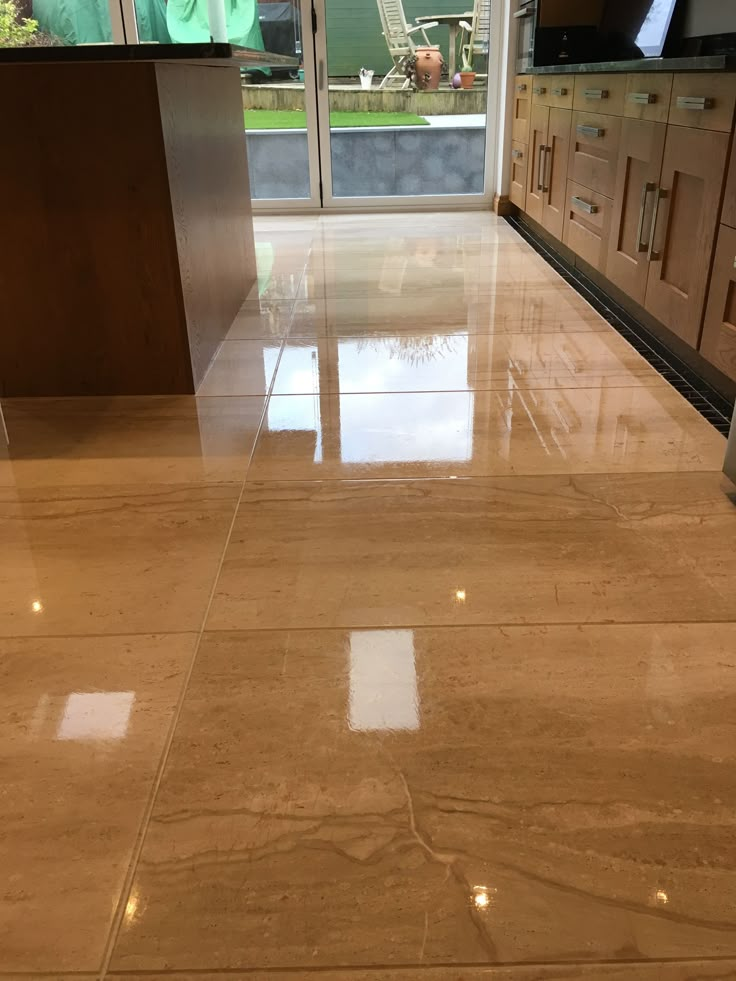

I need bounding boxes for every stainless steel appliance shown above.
[514,0,537,72]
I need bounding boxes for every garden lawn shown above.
[244,110,429,130]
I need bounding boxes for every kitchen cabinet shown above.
[624,73,673,124]
[607,118,667,305]
[568,111,621,199]
[525,104,571,238]
[700,224,736,381]
[512,75,531,144]
[644,126,730,347]
[573,74,626,116]
[668,73,736,133]
[563,180,612,272]
[510,141,528,209]
[525,102,548,223]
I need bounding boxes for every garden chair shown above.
[460,0,491,78]
[376,0,439,90]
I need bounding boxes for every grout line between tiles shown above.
[96,315,294,981]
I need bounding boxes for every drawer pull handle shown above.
[571,195,598,215]
[636,181,657,252]
[676,96,714,110]
[628,92,656,105]
[576,124,605,138]
[516,82,527,92]
[552,87,568,96]
[648,187,668,262]
[533,86,546,95]
[537,143,546,191]
[512,148,524,159]
[584,88,608,100]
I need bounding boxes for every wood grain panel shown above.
[563,180,612,272]
[531,75,574,109]
[525,103,548,223]
[722,144,736,230]
[700,224,736,381]
[573,74,626,116]
[568,110,621,198]
[644,126,730,348]
[607,118,666,305]
[542,107,572,240]
[512,75,531,144]
[624,73,673,124]
[668,73,736,133]
[510,141,528,209]
[0,62,192,396]
[156,63,257,389]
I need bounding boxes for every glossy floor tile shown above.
[0,482,238,636]
[206,474,736,631]
[0,396,266,487]
[271,331,662,395]
[249,386,725,481]
[111,625,736,970]
[287,287,613,338]
[0,633,195,971]
[3,211,735,977]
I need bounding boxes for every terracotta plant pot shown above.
[459,71,476,89]
[413,46,443,91]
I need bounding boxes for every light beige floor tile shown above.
[271,332,662,396]
[104,966,736,980]
[0,483,238,636]
[0,632,195,971]
[197,340,283,397]
[225,299,295,340]
[0,396,266,487]
[249,387,725,481]
[110,624,736,970]
[287,288,611,338]
[206,474,736,631]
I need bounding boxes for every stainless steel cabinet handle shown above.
[576,124,605,138]
[648,187,668,262]
[512,148,524,159]
[676,96,714,110]
[584,88,608,100]
[533,86,546,95]
[571,195,598,215]
[516,82,527,92]
[513,7,532,16]
[318,59,325,91]
[537,143,546,191]
[636,181,657,252]
[552,87,568,96]
[628,92,656,105]
[543,145,551,192]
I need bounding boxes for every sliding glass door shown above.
[248,0,499,209]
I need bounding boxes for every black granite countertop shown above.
[530,54,734,74]
[0,42,298,67]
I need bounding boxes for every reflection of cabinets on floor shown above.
[511,70,736,381]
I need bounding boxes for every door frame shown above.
[252,0,505,212]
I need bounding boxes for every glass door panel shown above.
[317,0,493,204]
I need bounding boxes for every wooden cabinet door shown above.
[512,75,531,144]
[542,108,572,240]
[510,141,528,209]
[700,224,736,381]
[607,118,666,305]
[568,110,621,198]
[644,126,730,347]
[526,102,548,224]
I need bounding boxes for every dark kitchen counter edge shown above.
[529,54,734,75]
[0,42,298,67]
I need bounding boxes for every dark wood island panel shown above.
[0,59,256,396]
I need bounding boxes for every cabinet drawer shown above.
[668,73,736,133]
[531,75,574,109]
[510,140,528,209]
[568,111,621,198]
[563,180,612,272]
[624,73,673,123]
[700,224,736,381]
[512,75,531,144]
[573,74,626,116]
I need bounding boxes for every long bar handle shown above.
[543,145,551,193]
[636,181,657,253]
[576,124,605,138]
[676,96,714,110]
[584,88,609,100]
[648,187,668,262]
[628,92,656,105]
[537,143,546,191]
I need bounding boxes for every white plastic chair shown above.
[460,0,491,76]
[376,0,439,90]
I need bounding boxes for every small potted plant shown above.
[459,52,476,90]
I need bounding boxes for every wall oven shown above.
[514,0,537,72]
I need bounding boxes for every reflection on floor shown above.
[2,212,735,979]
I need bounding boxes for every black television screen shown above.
[604,0,679,57]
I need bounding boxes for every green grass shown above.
[244,109,429,130]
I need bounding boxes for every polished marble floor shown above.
[2,212,736,980]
